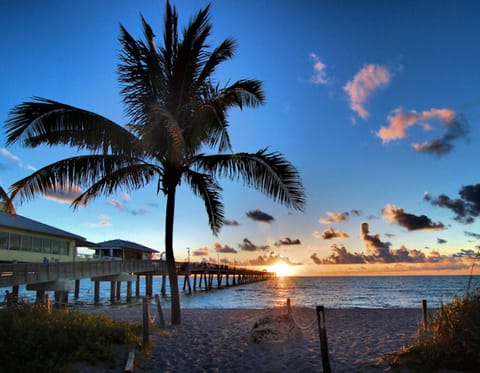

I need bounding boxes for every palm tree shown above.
[0,186,15,214]
[3,1,305,324]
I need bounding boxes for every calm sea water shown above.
[3,275,479,310]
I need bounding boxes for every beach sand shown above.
[82,304,424,372]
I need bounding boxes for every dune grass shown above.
[0,303,141,372]
[395,290,480,371]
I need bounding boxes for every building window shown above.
[0,232,8,250]
[10,234,21,251]
[51,240,60,254]
[21,235,33,251]
[42,238,52,254]
[33,237,42,252]
[59,241,69,256]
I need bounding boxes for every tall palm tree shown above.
[4,1,305,324]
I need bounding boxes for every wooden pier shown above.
[0,260,275,306]
[178,263,272,294]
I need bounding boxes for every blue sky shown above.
[1,0,480,275]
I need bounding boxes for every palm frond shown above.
[194,149,306,211]
[145,105,186,162]
[170,3,211,110]
[9,155,143,206]
[162,0,178,77]
[5,98,139,156]
[141,15,156,52]
[72,162,162,208]
[118,24,165,126]
[184,169,224,235]
[219,79,265,109]
[0,186,15,214]
[182,93,231,153]
[198,38,236,85]
[188,79,265,152]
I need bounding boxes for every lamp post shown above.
[187,247,190,263]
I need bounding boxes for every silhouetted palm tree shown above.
[4,1,305,324]
[0,186,15,214]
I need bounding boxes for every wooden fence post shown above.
[154,294,165,329]
[142,297,149,348]
[45,293,51,313]
[316,305,331,373]
[421,299,428,333]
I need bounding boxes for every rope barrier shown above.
[148,306,157,324]
[286,300,318,331]
[233,307,275,328]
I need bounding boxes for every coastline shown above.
[81,305,424,372]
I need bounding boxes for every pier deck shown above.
[0,260,275,304]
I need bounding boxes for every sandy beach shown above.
[83,304,424,372]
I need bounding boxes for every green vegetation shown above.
[0,304,140,372]
[395,291,480,371]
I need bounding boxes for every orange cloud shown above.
[193,247,210,256]
[213,242,237,254]
[44,182,83,204]
[319,211,351,224]
[377,108,456,142]
[320,227,350,240]
[344,64,391,119]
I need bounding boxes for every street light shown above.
[187,247,190,263]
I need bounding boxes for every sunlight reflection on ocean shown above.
[177,275,479,309]
[4,275,479,310]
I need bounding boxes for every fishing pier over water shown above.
[0,260,274,306]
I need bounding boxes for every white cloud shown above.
[309,53,329,85]
[107,199,124,211]
[85,220,112,228]
[0,148,37,171]
[85,214,112,228]
[0,148,19,162]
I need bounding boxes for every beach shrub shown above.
[0,304,140,372]
[397,291,480,371]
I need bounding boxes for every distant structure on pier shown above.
[92,239,158,261]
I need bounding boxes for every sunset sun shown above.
[271,262,296,277]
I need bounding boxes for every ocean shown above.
[3,275,479,310]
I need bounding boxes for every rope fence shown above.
[286,300,318,331]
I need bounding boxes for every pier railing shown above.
[0,260,273,288]
[0,260,163,288]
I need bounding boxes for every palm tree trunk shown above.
[165,185,181,325]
